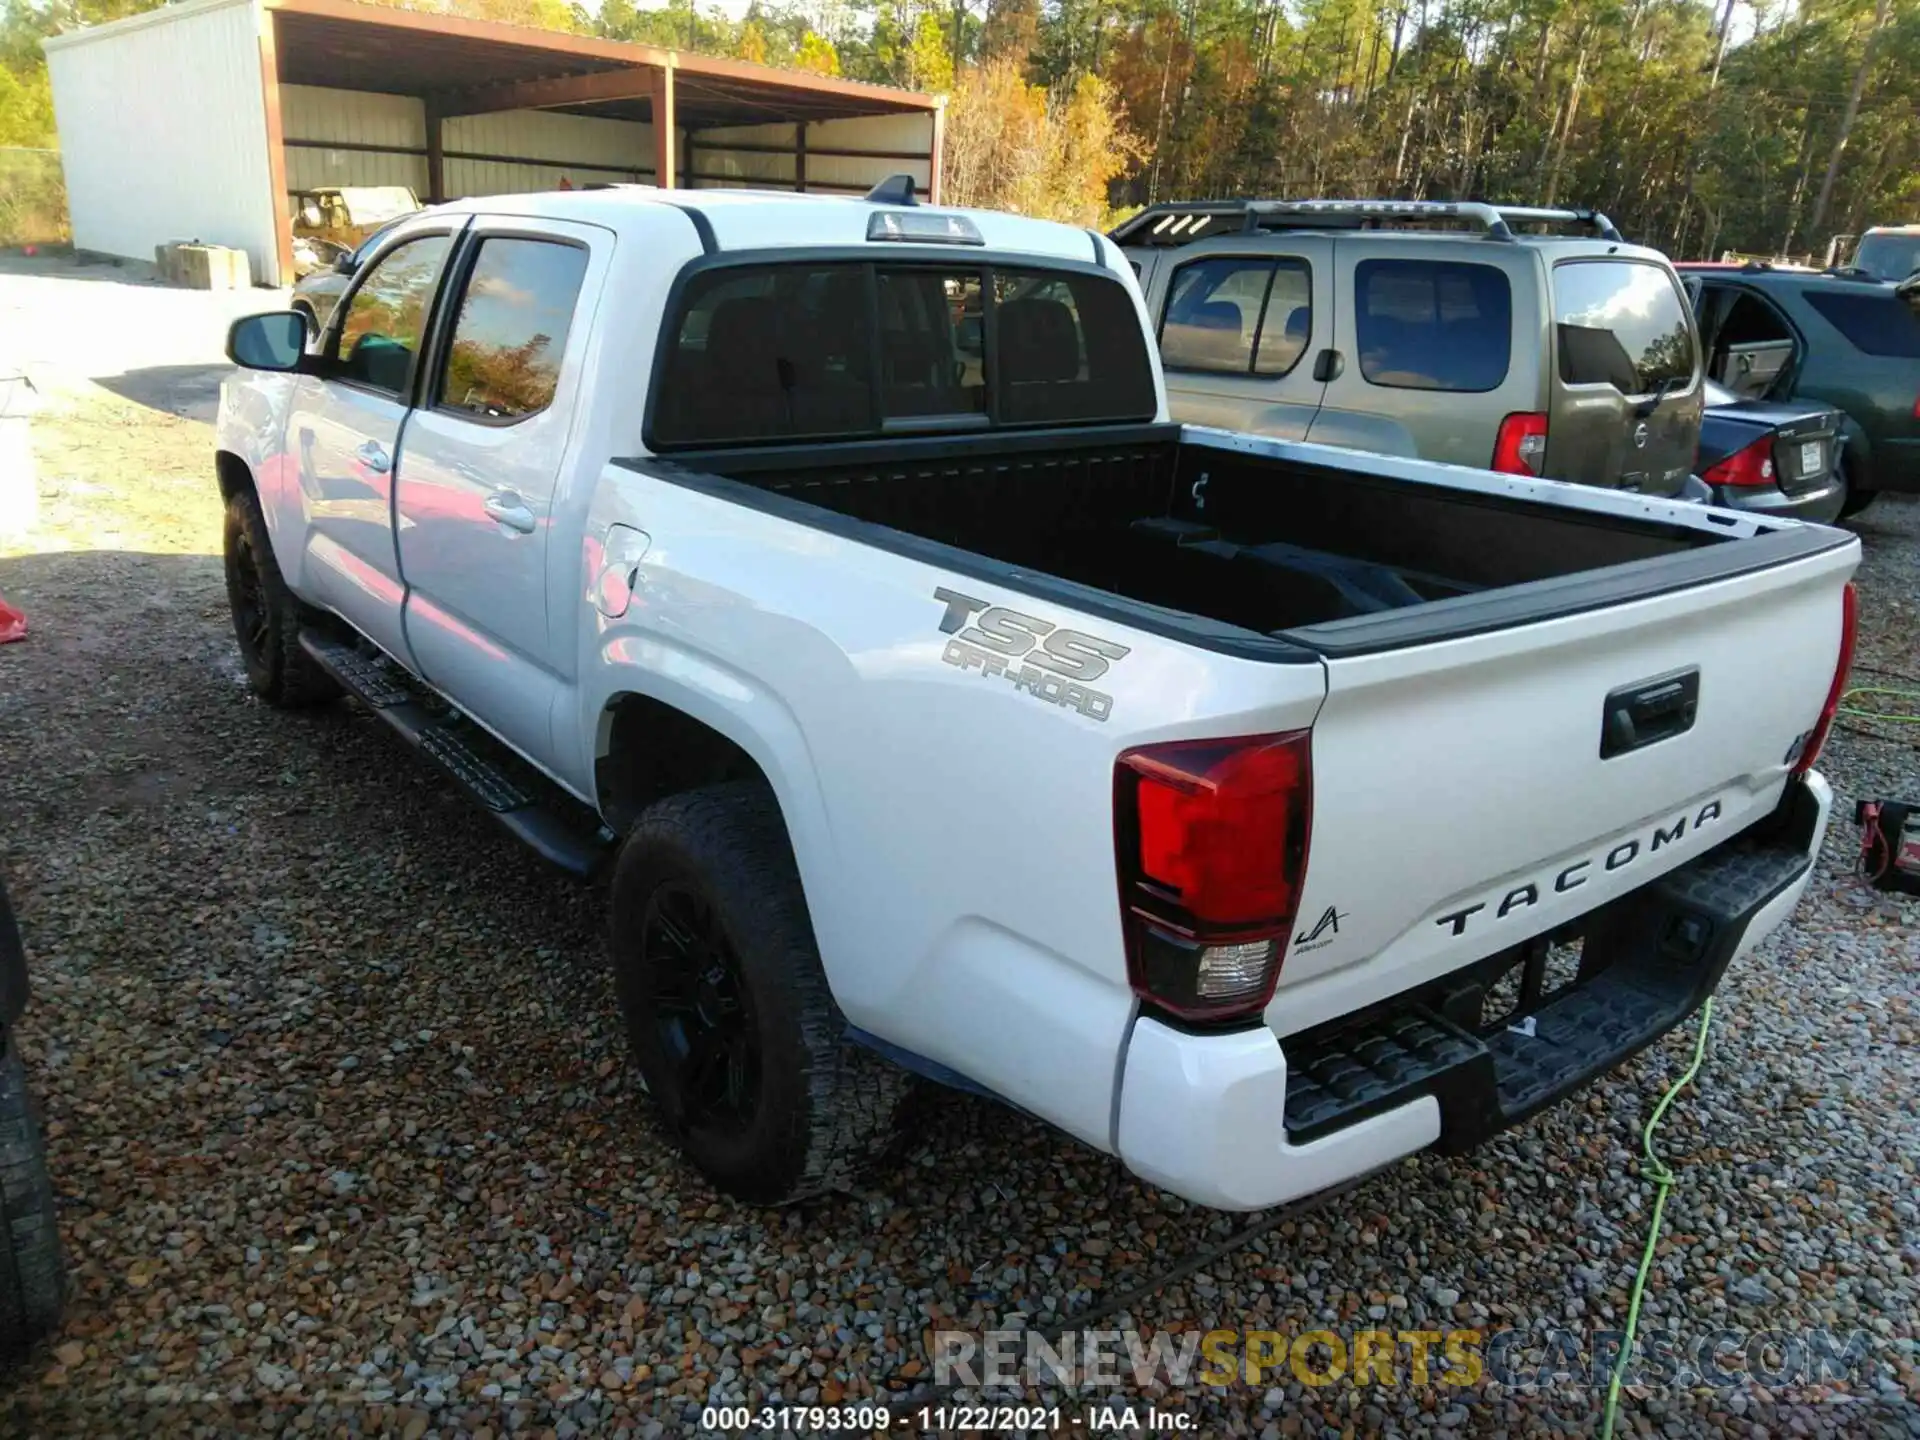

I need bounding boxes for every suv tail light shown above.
[1792,582,1856,777]
[1114,731,1312,1021]
[1491,413,1549,476]
[1703,436,1775,488]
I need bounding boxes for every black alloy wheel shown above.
[641,882,761,1137]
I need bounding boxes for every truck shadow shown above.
[90,363,232,424]
[1,544,1408,1416]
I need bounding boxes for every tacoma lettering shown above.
[1435,800,1727,938]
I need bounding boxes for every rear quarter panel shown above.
[576,466,1328,1149]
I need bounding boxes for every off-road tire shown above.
[223,487,340,708]
[0,1036,63,1367]
[610,783,906,1204]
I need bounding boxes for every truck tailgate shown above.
[1269,537,1857,1036]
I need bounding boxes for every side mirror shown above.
[333,252,357,275]
[227,312,308,372]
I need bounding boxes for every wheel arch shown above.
[591,683,832,883]
[215,448,254,502]
[1834,414,1876,492]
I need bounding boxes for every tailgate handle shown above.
[1601,668,1700,759]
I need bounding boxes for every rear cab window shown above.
[1804,289,1920,358]
[1552,259,1696,395]
[1354,259,1512,391]
[650,259,1157,448]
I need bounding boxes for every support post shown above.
[928,101,945,204]
[651,63,677,188]
[425,99,446,204]
[795,121,807,193]
[257,8,295,285]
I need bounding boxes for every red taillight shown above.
[1792,582,1856,776]
[1492,412,1549,476]
[1115,731,1312,1021]
[1703,435,1776,488]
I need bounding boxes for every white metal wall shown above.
[45,0,282,283]
[691,112,934,196]
[282,85,429,195]
[280,85,657,198]
[443,110,656,195]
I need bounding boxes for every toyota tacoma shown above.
[214,183,1858,1209]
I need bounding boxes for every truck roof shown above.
[429,186,1111,266]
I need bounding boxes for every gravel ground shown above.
[0,367,1915,1437]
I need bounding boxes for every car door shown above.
[1151,242,1333,439]
[395,218,606,775]
[285,218,463,665]
[1700,285,1799,400]
[1310,241,1539,467]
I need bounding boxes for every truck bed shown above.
[638,423,1845,657]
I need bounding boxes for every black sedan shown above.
[1697,380,1848,524]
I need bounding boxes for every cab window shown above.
[436,238,590,421]
[650,260,1156,448]
[333,234,453,397]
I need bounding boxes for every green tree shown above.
[795,28,843,72]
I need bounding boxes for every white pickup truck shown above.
[216,184,1858,1210]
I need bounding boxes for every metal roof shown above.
[50,0,940,130]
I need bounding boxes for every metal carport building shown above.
[44,0,942,286]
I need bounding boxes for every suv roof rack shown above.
[1109,198,1625,248]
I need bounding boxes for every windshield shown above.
[1854,233,1920,283]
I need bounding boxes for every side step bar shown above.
[299,631,612,879]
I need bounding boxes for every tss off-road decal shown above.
[933,587,1130,722]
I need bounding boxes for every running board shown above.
[298,631,611,879]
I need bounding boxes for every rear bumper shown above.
[1115,772,1830,1211]
[1709,479,1847,525]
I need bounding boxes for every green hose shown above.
[1836,686,1920,724]
[1600,678,1917,1433]
[1599,996,1715,1440]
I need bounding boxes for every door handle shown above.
[483,490,537,534]
[355,439,392,474]
[1311,348,1344,383]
